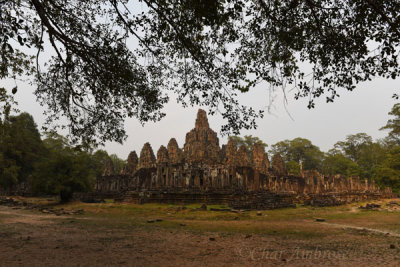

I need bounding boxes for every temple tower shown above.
[183,109,220,165]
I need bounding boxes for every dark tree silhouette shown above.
[1,0,400,144]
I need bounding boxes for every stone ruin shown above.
[94,109,395,209]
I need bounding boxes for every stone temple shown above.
[95,109,394,209]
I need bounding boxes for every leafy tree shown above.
[32,150,95,202]
[42,131,70,151]
[373,146,400,195]
[269,140,291,158]
[32,133,94,202]
[90,150,110,178]
[0,158,20,190]
[357,141,387,179]
[0,87,18,121]
[381,103,400,145]
[286,160,301,176]
[322,153,360,177]
[228,135,268,160]
[329,135,387,178]
[373,167,400,195]
[333,133,373,162]
[2,1,400,144]
[270,138,324,171]
[0,112,45,189]
[109,154,126,174]
[228,135,267,151]
[0,112,112,199]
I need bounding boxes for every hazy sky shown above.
[5,74,398,160]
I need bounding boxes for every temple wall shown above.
[97,163,395,208]
[95,109,396,209]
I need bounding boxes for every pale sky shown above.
[5,75,398,160]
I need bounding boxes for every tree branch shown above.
[109,0,157,55]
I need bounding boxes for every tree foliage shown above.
[0,110,111,201]
[2,0,400,144]
[333,133,373,162]
[32,141,95,202]
[322,153,359,177]
[228,135,267,150]
[373,146,400,194]
[90,150,111,178]
[286,160,301,176]
[327,134,388,179]
[228,135,267,160]
[0,112,45,189]
[381,103,400,145]
[31,133,110,201]
[109,153,126,174]
[270,138,324,171]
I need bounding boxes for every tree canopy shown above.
[228,135,267,150]
[2,0,400,144]
[321,153,359,177]
[32,133,95,202]
[0,109,118,201]
[0,111,46,189]
[332,133,373,162]
[270,137,324,172]
[381,103,400,145]
[373,146,400,195]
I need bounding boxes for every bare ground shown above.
[1,199,400,266]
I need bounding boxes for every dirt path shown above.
[1,206,400,266]
[320,221,400,237]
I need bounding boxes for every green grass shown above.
[10,197,400,239]
[44,202,338,238]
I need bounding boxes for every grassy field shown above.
[1,197,400,266]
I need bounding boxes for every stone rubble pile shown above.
[0,196,84,215]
